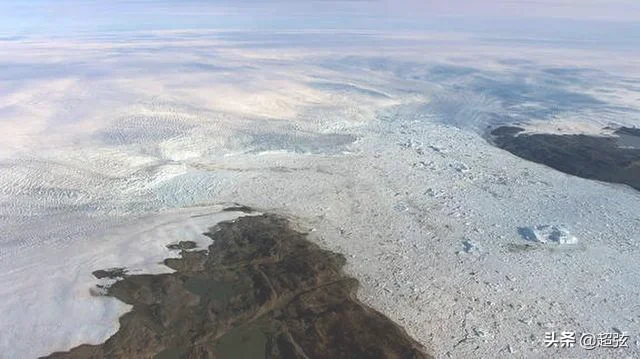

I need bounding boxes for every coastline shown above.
[2,31,640,358]
[45,213,431,359]
[488,125,640,192]
[4,118,640,358]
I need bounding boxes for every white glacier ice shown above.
[519,225,579,245]
[0,206,252,358]
[0,30,639,358]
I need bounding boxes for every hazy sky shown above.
[1,0,639,36]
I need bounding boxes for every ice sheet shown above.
[1,30,640,358]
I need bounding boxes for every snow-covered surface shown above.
[1,31,640,358]
[0,207,252,357]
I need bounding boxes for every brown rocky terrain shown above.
[45,214,432,359]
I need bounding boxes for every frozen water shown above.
[1,30,640,358]
[519,225,579,244]
[0,206,253,358]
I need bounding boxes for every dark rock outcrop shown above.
[489,126,640,191]
[45,214,431,359]
[166,241,197,251]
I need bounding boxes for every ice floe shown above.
[518,225,579,245]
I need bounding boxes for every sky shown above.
[1,0,640,37]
